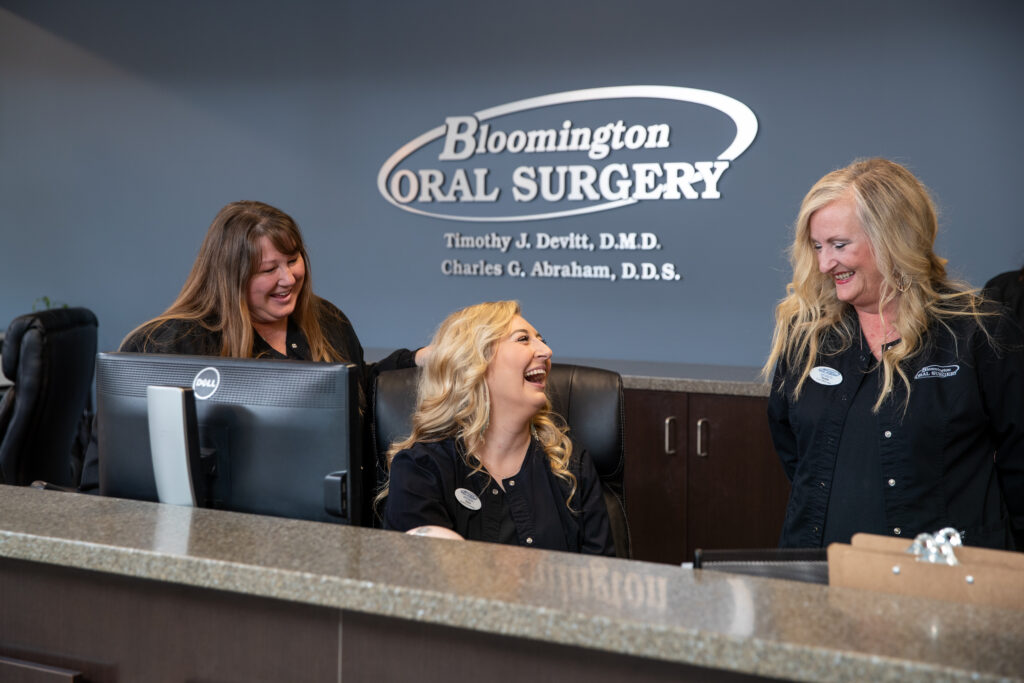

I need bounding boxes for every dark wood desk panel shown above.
[0,557,767,683]
[685,393,789,558]
[0,558,338,683]
[625,389,789,564]
[624,388,689,564]
[343,611,767,683]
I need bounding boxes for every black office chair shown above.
[373,363,631,558]
[0,308,98,487]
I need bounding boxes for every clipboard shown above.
[827,530,1024,610]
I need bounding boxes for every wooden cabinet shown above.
[624,389,790,565]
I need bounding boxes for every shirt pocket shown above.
[787,380,843,443]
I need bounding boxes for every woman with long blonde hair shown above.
[765,158,1024,550]
[380,301,613,554]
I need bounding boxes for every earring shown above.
[481,384,490,433]
[895,272,911,292]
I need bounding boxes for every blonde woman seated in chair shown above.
[378,301,614,555]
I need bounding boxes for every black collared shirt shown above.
[119,297,416,398]
[79,297,415,492]
[985,269,1024,328]
[823,347,888,545]
[768,311,1024,550]
[252,316,320,360]
[385,437,615,555]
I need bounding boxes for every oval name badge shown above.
[810,366,843,386]
[455,488,482,511]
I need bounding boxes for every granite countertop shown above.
[558,356,770,396]
[367,348,770,396]
[1,485,1021,682]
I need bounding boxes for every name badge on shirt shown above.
[455,487,482,511]
[810,366,843,386]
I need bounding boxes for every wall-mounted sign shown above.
[378,85,758,282]
[378,85,758,223]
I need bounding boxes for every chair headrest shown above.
[373,363,624,482]
[545,364,624,482]
[2,308,99,379]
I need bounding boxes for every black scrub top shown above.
[385,437,614,555]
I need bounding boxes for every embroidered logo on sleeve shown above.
[914,364,960,380]
[810,366,843,386]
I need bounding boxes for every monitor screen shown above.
[96,352,363,525]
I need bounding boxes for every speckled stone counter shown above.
[368,348,769,396]
[1,485,1020,682]
[560,356,769,396]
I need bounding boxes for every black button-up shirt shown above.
[79,297,415,492]
[385,437,615,555]
[118,298,416,407]
[768,311,1024,549]
[823,352,888,545]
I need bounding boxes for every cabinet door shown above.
[623,389,688,564]
[685,393,790,561]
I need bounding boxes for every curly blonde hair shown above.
[764,158,990,411]
[377,301,577,507]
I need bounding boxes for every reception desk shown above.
[0,485,1021,682]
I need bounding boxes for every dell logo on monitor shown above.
[192,367,221,400]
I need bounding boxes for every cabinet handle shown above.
[664,416,677,455]
[696,418,709,457]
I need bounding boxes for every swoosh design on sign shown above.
[377,85,758,223]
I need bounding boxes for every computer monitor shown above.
[96,352,363,525]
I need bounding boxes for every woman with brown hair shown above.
[379,300,613,555]
[123,200,425,373]
[79,201,425,491]
[765,158,1024,550]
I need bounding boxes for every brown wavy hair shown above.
[764,158,991,411]
[377,301,578,508]
[124,200,344,361]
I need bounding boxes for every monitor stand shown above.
[147,386,208,507]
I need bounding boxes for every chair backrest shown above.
[0,308,98,487]
[373,363,630,558]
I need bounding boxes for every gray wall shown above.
[2,1,1022,368]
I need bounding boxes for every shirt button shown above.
[290,343,298,349]
[508,479,515,487]
[526,537,533,544]
[818,481,826,488]
[491,488,499,495]
[893,527,902,535]
[888,478,896,487]
[884,430,893,438]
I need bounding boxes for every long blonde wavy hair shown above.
[124,200,344,361]
[763,158,990,411]
[377,300,578,507]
